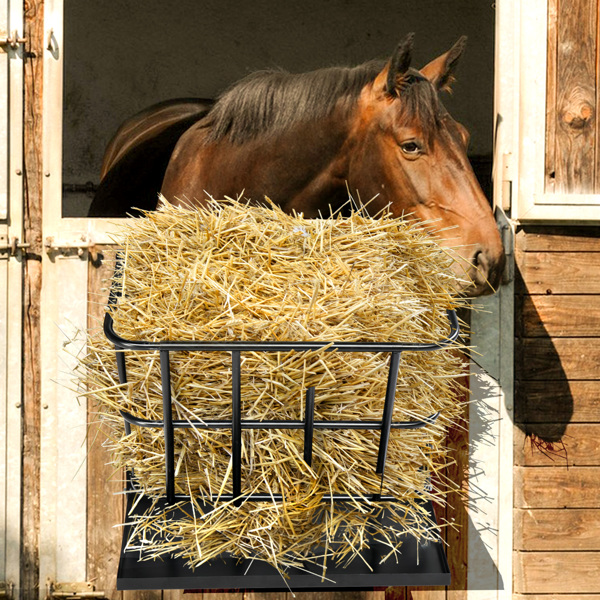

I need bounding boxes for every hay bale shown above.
[82,198,468,580]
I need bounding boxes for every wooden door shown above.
[0,0,23,594]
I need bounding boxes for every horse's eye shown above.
[400,141,422,155]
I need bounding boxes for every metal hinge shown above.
[47,581,106,599]
[44,236,99,261]
[0,582,14,599]
[0,30,26,51]
[0,234,30,256]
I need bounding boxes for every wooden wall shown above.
[545,0,599,194]
[514,227,600,597]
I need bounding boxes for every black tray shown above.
[117,493,450,591]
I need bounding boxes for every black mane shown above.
[201,61,384,145]
[200,62,444,146]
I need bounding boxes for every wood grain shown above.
[515,337,600,380]
[516,227,600,252]
[515,423,600,466]
[544,0,558,193]
[514,551,600,593]
[515,466,600,508]
[21,0,45,595]
[518,294,600,337]
[514,596,600,600]
[515,508,600,550]
[87,249,123,600]
[515,380,600,423]
[517,252,600,294]
[553,0,597,193]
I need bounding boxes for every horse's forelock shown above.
[395,73,445,148]
[201,61,384,145]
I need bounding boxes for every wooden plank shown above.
[544,0,558,193]
[517,252,600,294]
[86,249,123,600]
[515,423,600,466]
[445,401,468,600]
[514,551,600,593]
[516,227,600,252]
[515,466,600,508]
[519,294,600,337]
[21,0,45,594]
[514,596,600,600]
[515,508,600,550]
[553,0,597,193]
[515,380,600,423]
[515,337,600,380]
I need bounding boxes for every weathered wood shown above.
[517,252,600,294]
[516,227,600,252]
[21,0,45,595]
[244,593,287,600]
[515,424,600,466]
[514,596,600,600]
[515,466,600,508]
[445,400,468,599]
[122,591,162,600]
[518,294,600,337]
[515,379,600,423]
[515,337,600,380]
[514,551,600,593]
[552,0,597,193]
[544,0,558,193]
[515,508,600,550]
[87,249,123,600]
[293,593,383,600]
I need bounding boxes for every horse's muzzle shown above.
[464,247,506,297]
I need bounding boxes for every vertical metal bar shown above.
[376,351,401,475]
[115,347,131,435]
[303,387,316,466]
[231,351,242,506]
[160,350,175,503]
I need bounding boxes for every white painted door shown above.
[0,0,23,594]
[464,0,517,597]
[38,2,124,597]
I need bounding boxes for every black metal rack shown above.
[104,295,459,590]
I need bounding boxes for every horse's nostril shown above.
[473,250,487,271]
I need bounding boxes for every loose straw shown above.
[80,198,468,579]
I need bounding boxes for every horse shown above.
[89,34,505,297]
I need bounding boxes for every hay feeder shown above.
[104,286,459,591]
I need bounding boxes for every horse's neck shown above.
[243,115,355,216]
[163,111,355,213]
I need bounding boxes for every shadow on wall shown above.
[514,266,573,457]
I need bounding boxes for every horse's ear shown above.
[373,33,415,98]
[420,36,467,92]
[385,33,415,96]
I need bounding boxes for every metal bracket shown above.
[0,582,14,599]
[47,582,106,599]
[0,30,26,50]
[44,235,99,261]
[0,234,30,256]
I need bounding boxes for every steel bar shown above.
[231,351,242,506]
[376,351,401,475]
[119,411,440,431]
[303,387,315,466]
[160,350,176,503]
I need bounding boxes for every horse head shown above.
[348,34,505,296]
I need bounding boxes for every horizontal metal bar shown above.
[120,410,440,430]
[163,492,399,503]
[104,309,459,353]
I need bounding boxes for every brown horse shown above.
[89,34,504,296]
